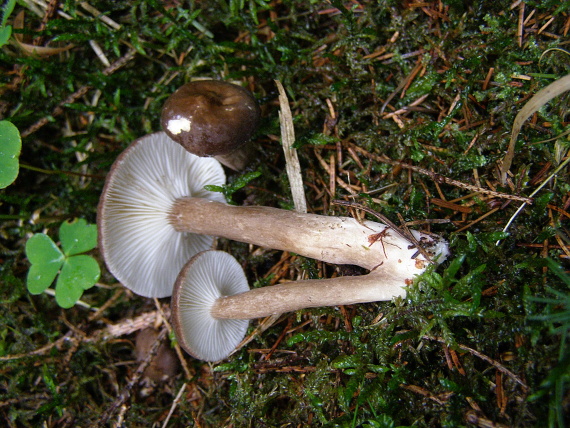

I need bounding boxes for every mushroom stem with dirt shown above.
[167,196,447,274]
[160,79,260,171]
[98,132,448,298]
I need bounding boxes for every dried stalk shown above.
[500,73,570,184]
[276,80,307,213]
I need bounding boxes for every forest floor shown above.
[1,1,569,426]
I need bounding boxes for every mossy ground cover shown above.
[1,1,569,426]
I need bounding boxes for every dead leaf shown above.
[13,11,74,57]
[501,73,570,184]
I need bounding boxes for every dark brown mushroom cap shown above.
[160,80,260,157]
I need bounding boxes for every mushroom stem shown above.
[213,141,255,171]
[210,271,406,320]
[168,197,443,273]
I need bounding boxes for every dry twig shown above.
[97,327,168,426]
[423,336,528,391]
[348,143,533,204]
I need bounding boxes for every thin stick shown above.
[395,160,533,204]
[153,298,193,381]
[497,154,570,244]
[0,306,177,373]
[103,309,168,340]
[517,2,524,48]
[161,383,187,428]
[0,331,74,361]
[423,336,528,390]
[232,314,283,356]
[455,207,500,234]
[331,199,409,242]
[331,199,432,262]
[380,62,423,113]
[97,327,168,426]
[348,143,532,204]
[87,288,124,322]
[397,212,432,262]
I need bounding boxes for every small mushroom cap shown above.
[171,250,250,362]
[160,80,261,157]
[97,132,226,298]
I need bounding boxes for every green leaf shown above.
[27,263,61,294]
[294,132,338,149]
[205,169,262,204]
[546,258,570,289]
[203,184,225,193]
[0,25,11,47]
[25,221,100,307]
[61,255,100,290]
[25,234,64,294]
[26,233,64,266]
[53,280,81,309]
[332,354,362,370]
[0,120,22,189]
[1,0,16,27]
[389,330,418,347]
[442,254,465,286]
[228,170,262,193]
[56,255,100,308]
[59,218,97,256]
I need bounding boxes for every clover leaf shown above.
[0,120,21,189]
[0,0,16,48]
[26,219,100,308]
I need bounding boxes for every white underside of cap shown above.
[175,251,249,362]
[99,132,226,298]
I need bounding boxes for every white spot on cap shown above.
[167,117,191,135]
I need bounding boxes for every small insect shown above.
[332,199,432,262]
[368,227,401,258]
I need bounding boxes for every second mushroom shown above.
[171,250,443,361]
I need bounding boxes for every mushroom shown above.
[171,250,250,362]
[160,80,261,170]
[97,131,226,298]
[171,249,444,361]
[98,131,448,297]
